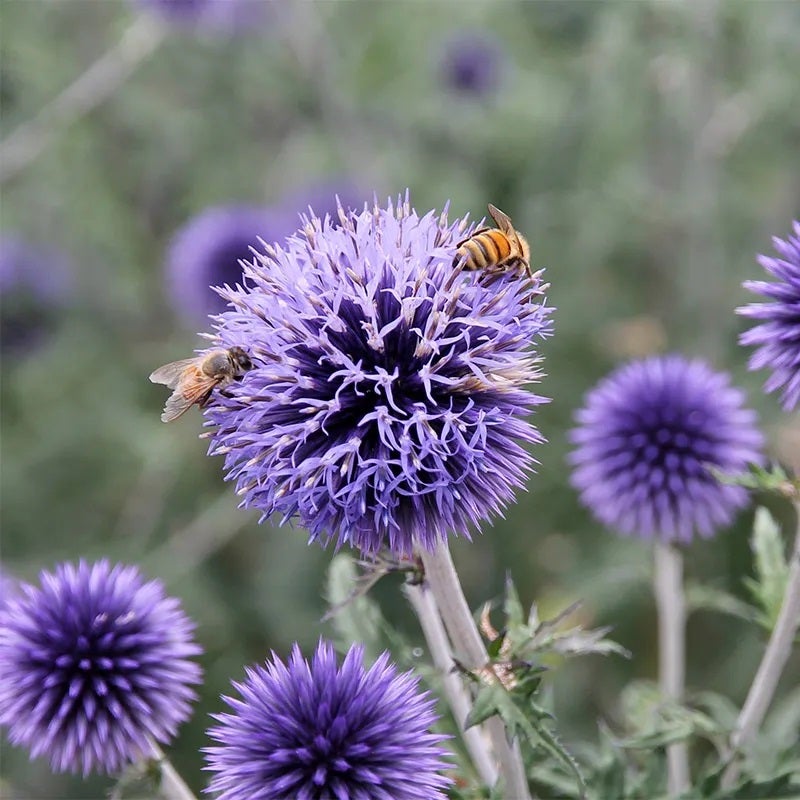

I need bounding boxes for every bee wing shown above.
[487,204,514,234]
[160,374,218,423]
[149,358,200,389]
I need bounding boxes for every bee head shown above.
[228,346,253,373]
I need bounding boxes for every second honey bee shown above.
[149,346,252,423]
[452,204,532,279]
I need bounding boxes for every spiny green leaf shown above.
[744,507,790,628]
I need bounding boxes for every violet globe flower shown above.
[0,560,202,776]
[737,221,800,411]
[205,640,451,800]
[204,194,552,555]
[166,204,288,325]
[440,31,504,97]
[569,355,764,544]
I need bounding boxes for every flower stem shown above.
[418,542,532,800]
[0,15,165,184]
[653,541,690,795]
[149,741,198,800]
[404,580,499,788]
[722,502,800,787]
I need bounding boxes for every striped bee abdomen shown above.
[454,229,513,270]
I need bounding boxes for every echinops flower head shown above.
[569,355,764,544]
[204,194,552,555]
[205,640,451,800]
[737,220,800,411]
[166,204,286,325]
[0,560,202,775]
[440,30,504,97]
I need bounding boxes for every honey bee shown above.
[149,346,252,423]
[452,204,532,279]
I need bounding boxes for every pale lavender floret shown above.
[204,193,552,555]
[569,355,764,544]
[0,560,202,776]
[205,640,452,800]
[737,220,800,411]
[166,204,288,324]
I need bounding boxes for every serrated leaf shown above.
[503,575,525,628]
[711,772,800,799]
[744,508,789,628]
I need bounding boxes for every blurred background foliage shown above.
[1,0,798,796]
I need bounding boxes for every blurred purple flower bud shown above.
[165,204,288,325]
[134,0,270,33]
[738,221,800,411]
[440,30,504,97]
[569,355,764,544]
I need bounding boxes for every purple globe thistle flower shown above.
[569,355,764,543]
[166,204,289,325]
[737,221,800,411]
[0,560,202,776]
[0,235,72,351]
[133,0,270,33]
[439,30,504,97]
[204,194,552,555]
[205,640,452,800]
[279,179,365,228]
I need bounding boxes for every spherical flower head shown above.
[205,640,451,800]
[0,235,72,351]
[0,560,202,776]
[737,221,800,411]
[569,355,764,543]
[204,194,552,555]
[440,30,504,97]
[166,204,289,325]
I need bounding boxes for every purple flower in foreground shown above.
[205,194,552,555]
[166,204,287,324]
[737,221,800,411]
[569,355,763,543]
[205,640,451,800]
[0,560,202,775]
[440,31,504,97]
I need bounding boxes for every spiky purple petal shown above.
[569,355,764,544]
[205,640,451,800]
[0,560,202,775]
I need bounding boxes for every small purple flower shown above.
[737,221,800,411]
[0,560,202,776]
[0,236,71,350]
[166,204,287,325]
[204,194,552,555]
[440,31,504,97]
[569,355,764,543]
[205,640,451,800]
[134,0,270,33]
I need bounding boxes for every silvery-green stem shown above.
[404,580,499,788]
[0,16,165,184]
[722,503,800,788]
[418,542,532,800]
[148,741,198,800]
[653,541,690,795]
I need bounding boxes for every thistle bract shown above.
[738,220,800,411]
[205,640,451,800]
[569,355,764,543]
[0,560,202,775]
[205,194,552,554]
